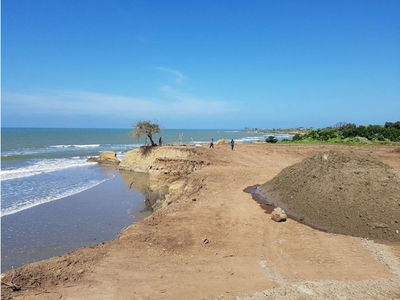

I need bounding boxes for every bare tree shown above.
[130,121,161,146]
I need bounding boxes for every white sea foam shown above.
[1,158,97,181]
[238,136,265,142]
[1,176,113,217]
[2,149,42,157]
[191,140,209,144]
[49,144,100,149]
[49,145,69,148]
[116,153,125,160]
[270,134,293,138]
[73,144,101,148]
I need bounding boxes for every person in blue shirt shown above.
[230,139,235,150]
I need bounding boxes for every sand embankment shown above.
[119,146,205,211]
[2,143,400,300]
[119,146,194,172]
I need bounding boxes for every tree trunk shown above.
[147,134,156,146]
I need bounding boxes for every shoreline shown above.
[1,166,150,273]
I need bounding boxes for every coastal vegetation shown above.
[244,126,310,135]
[249,121,400,145]
[130,120,161,146]
[265,136,278,143]
[290,122,400,144]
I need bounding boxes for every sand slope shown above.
[2,144,400,300]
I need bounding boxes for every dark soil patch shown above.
[261,151,400,243]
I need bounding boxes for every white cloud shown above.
[155,66,186,84]
[2,91,158,116]
[158,85,232,115]
[2,89,236,120]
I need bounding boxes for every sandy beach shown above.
[2,143,400,300]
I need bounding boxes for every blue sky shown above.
[1,0,399,129]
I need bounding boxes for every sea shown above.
[1,128,292,271]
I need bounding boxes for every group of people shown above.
[209,138,235,150]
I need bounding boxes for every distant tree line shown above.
[291,122,400,143]
[244,127,311,135]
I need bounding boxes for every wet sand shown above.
[1,165,150,272]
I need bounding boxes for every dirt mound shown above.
[261,151,400,243]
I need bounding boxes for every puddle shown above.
[244,184,328,233]
[243,185,275,214]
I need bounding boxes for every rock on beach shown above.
[271,207,287,222]
[87,151,120,164]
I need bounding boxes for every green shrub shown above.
[291,134,303,141]
[265,136,278,143]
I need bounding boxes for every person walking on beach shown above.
[230,139,235,150]
[159,136,163,146]
[209,138,214,148]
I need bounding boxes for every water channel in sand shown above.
[244,184,328,233]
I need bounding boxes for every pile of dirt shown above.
[261,150,400,243]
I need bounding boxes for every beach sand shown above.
[2,143,400,299]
